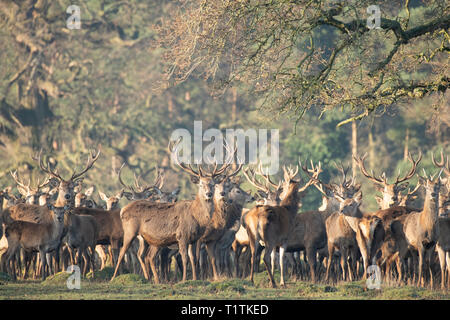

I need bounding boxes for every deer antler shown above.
[33,149,64,181]
[256,161,281,190]
[334,161,355,188]
[432,149,449,177]
[10,170,31,193]
[300,158,331,195]
[168,139,203,177]
[70,149,101,181]
[298,159,321,193]
[242,166,270,193]
[354,153,387,185]
[394,151,422,184]
[168,138,236,180]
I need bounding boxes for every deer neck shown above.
[280,183,299,216]
[50,214,65,239]
[191,195,215,227]
[438,193,447,217]
[212,198,228,227]
[421,190,439,229]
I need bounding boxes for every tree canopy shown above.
[159,0,449,125]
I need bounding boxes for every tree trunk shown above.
[352,121,358,179]
[403,128,409,161]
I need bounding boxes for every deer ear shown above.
[123,192,133,201]
[172,187,181,196]
[116,189,124,199]
[190,175,200,184]
[85,186,94,197]
[48,178,59,188]
[397,182,409,191]
[17,186,28,196]
[374,184,384,192]
[417,174,426,185]
[74,184,82,193]
[73,178,84,189]
[213,174,226,184]
[354,191,363,204]
[375,196,383,208]
[99,191,109,202]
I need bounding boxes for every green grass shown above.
[0,271,449,300]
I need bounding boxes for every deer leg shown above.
[395,255,403,284]
[418,246,424,287]
[326,242,334,283]
[188,243,197,281]
[111,229,137,281]
[425,248,434,289]
[137,237,150,280]
[234,244,244,278]
[205,242,219,281]
[340,247,349,281]
[4,245,18,281]
[306,247,317,283]
[279,246,287,287]
[270,248,276,276]
[178,242,189,282]
[263,246,277,288]
[446,251,450,289]
[248,234,257,284]
[39,250,47,281]
[437,245,445,289]
[147,246,161,284]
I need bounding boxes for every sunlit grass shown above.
[0,270,448,300]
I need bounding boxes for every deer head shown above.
[336,191,363,215]
[168,138,235,210]
[354,151,421,209]
[431,149,450,216]
[153,187,180,203]
[47,203,70,223]
[118,164,163,201]
[243,161,282,206]
[418,168,443,202]
[333,162,361,198]
[432,149,449,192]
[74,185,95,208]
[10,170,51,205]
[99,190,124,210]
[227,176,255,206]
[34,149,101,207]
[0,187,15,208]
[147,169,180,203]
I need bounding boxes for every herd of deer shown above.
[0,142,449,291]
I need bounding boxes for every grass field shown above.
[0,268,448,300]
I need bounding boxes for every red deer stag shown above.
[392,168,443,287]
[10,170,51,205]
[432,150,450,288]
[2,204,69,280]
[244,161,320,287]
[197,162,243,280]
[111,140,233,283]
[354,152,422,210]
